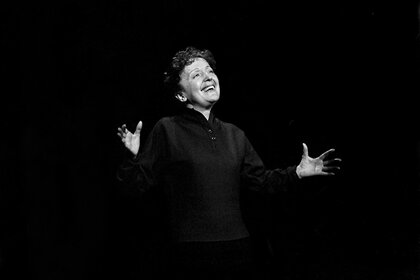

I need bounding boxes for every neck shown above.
[186,104,212,120]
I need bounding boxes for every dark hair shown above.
[163,46,216,95]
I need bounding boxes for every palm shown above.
[124,131,140,154]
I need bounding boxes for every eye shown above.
[193,73,200,79]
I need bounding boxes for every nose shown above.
[204,73,213,82]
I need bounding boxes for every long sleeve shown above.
[240,135,300,194]
[116,120,166,196]
[115,109,299,242]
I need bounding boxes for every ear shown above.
[175,92,187,103]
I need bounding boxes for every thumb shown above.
[135,120,143,135]
[302,143,309,158]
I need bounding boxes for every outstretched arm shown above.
[116,119,163,195]
[296,143,341,179]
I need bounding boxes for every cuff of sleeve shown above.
[289,165,301,182]
[126,149,141,163]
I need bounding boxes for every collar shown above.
[181,107,217,128]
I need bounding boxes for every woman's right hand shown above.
[117,120,143,157]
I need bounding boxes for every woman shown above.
[116,46,341,279]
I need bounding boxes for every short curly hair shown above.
[163,46,216,95]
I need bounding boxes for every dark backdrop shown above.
[2,1,420,279]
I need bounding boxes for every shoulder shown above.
[150,115,185,133]
[147,116,174,135]
[155,116,174,126]
[216,118,246,137]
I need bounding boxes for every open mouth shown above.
[202,85,215,92]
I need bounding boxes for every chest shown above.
[164,123,244,173]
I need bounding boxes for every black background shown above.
[2,0,420,279]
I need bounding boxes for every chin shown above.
[210,96,220,103]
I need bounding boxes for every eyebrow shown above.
[189,68,200,74]
[188,66,212,76]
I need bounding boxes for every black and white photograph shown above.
[2,1,419,279]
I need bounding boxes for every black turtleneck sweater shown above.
[117,108,299,242]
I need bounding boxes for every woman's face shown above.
[178,58,220,110]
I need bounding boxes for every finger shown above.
[322,166,340,172]
[122,124,128,133]
[117,133,125,142]
[117,132,128,140]
[318,169,336,176]
[323,158,342,166]
[135,120,143,134]
[302,143,308,158]
[318,148,335,160]
[117,128,127,139]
